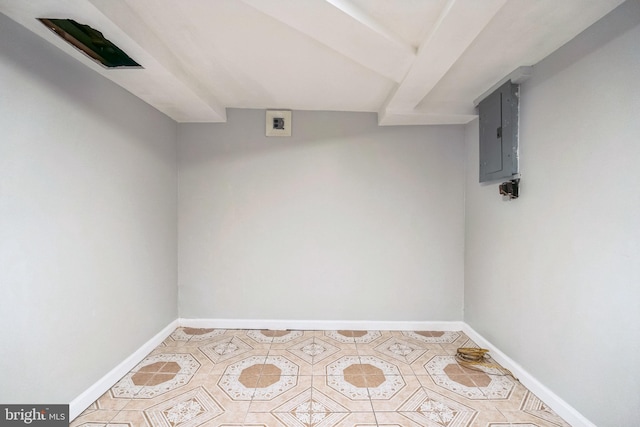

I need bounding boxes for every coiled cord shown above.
[455,347,518,380]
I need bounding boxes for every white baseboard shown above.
[462,324,596,427]
[69,319,179,421]
[179,317,465,332]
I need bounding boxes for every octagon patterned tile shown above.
[374,411,433,427]
[267,349,313,376]
[90,391,131,411]
[311,376,374,412]
[248,375,312,413]
[107,410,150,427]
[170,327,227,342]
[69,410,120,427]
[246,330,304,344]
[465,410,510,426]
[395,387,477,427]
[325,355,406,402]
[287,337,340,365]
[199,336,253,366]
[218,355,300,402]
[357,346,415,376]
[143,386,224,427]
[321,412,378,426]
[424,356,516,400]
[111,353,200,399]
[402,331,461,344]
[73,328,572,427]
[130,353,201,374]
[518,391,571,426]
[373,337,427,365]
[369,375,424,413]
[324,330,383,344]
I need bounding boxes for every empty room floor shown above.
[71,328,570,427]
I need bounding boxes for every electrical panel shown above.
[479,80,519,183]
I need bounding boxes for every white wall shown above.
[0,14,178,403]
[178,110,465,321]
[464,2,640,425]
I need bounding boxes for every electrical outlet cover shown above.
[266,110,292,137]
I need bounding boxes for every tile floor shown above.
[71,328,571,427]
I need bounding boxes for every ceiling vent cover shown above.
[38,18,141,69]
[265,110,292,137]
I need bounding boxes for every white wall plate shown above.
[266,110,292,136]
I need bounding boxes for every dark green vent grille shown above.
[38,18,141,69]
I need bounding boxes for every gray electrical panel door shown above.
[479,80,519,183]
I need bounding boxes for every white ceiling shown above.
[0,0,624,125]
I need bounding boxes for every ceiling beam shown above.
[89,0,226,122]
[379,0,506,124]
[241,0,415,82]
[323,0,414,53]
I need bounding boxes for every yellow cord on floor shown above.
[455,347,518,380]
